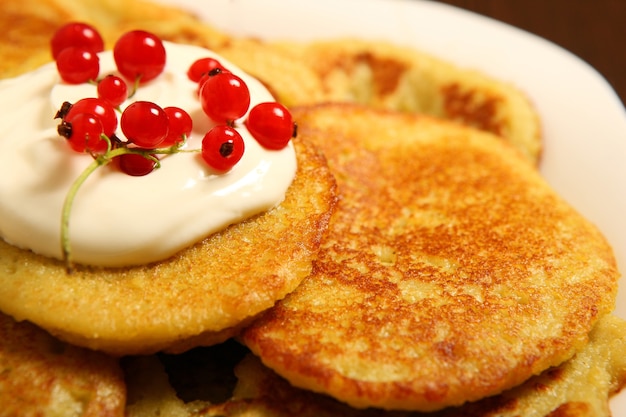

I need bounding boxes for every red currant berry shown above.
[196,69,233,96]
[97,75,128,107]
[58,112,108,154]
[187,57,224,83]
[50,22,104,59]
[199,70,250,123]
[116,152,158,176]
[65,98,118,137]
[196,73,210,96]
[113,30,166,84]
[121,101,169,148]
[55,46,100,84]
[161,106,193,147]
[201,125,245,172]
[245,102,295,150]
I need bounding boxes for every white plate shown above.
[160,0,626,412]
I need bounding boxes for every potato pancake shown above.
[242,104,619,411]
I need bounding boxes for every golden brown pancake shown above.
[0,311,126,417]
[273,39,542,164]
[118,315,626,417]
[0,136,336,355]
[241,104,619,411]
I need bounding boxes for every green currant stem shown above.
[61,155,107,274]
[127,76,142,100]
[60,136,195,273]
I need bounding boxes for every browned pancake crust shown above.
[0,312,126,416]
[0,136,336,356]
[241,104,619,411]
[273,39,542,165]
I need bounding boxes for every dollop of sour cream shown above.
[0,42,296,267]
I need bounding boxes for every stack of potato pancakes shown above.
[1,0,624,416]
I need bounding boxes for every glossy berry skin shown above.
[187,57,223,83]
[97,75,128,107]
[121,101,169,148]
[161,107,193,147]
[195,73,212,96]
[50,22,104,59]
[60,112,108,154]
[65,98,118,137]
[246,102,294,150]
[117,153,157,176]
[199,71,250,123]
[55,47,100,84]
[113,30,166,84]
[201,125,245,172]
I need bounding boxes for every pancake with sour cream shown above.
[1,41,297,267]
[0,40,336,355]
[241,103,620,412]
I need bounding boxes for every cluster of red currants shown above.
[52,22,296,176]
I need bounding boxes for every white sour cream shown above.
[0,42,296,267]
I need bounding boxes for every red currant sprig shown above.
[55,98,191,168]
[56,99,191,271]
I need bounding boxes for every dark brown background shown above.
[432,0,626,106]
